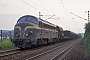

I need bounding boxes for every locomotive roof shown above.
[17,15,56,27]
[59,27,63,31]
[38,18,56,27]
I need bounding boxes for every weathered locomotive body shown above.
[11,15,63,48]
[11,15,80,49]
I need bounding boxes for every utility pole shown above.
[0,30,2,43]
[39,12,42,19]
[39,12,41,19]
[88,11,89,22]
[9,31,11,39]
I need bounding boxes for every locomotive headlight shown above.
[25,31,33,37]
[26,34,29,37]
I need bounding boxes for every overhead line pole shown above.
[87,11,89,22]
[0,30,2,43]
[39,12,41,19]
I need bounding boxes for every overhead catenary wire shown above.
[70,12,88,21]
[45,15,55,20]
[58,0,75,19]
[28,0,50,11]
[20,0,81,32]
[20,0,39,11]
[28,0,59,20]
[20,0,57,20]
[20,0,48,15]
[30,0,62,17]
[58,0,70,16]
[58,0,81,32]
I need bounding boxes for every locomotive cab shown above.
[12,15,39,48]
[14,15,38,38]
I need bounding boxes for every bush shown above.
[85,35,90,54]
[0,39,14,50]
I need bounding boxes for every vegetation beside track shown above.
[84,22,90,54]
[0,39,14,50]
[84,35,90,54]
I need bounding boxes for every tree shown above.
[84,22,90,37]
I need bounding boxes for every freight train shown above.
[11,15,80,49]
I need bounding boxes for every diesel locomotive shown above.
[11,15,80,49]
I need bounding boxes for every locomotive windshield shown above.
[17,15,38,25]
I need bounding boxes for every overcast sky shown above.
[0,0,89,33]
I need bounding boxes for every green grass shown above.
[85,35,90,54]
[0,39,15,50]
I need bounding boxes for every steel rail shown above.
[0,48,20,57]
[26,41,72,60]
[51,39,81,60]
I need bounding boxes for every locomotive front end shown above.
[11,15,38,48]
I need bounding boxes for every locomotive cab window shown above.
[17,16,38,25]
[17,16,26,23]
[27,16,38,24]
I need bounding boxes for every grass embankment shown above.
[85,35,90,54]
[0,39,14,50]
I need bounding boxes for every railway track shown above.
[26,38,81,60]
[0,38,81,60]
[0,40,71,59]
[26,43,70,60]
[51,41,79,60]
[0,48,20,58]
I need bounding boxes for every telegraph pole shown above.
[39,12,41,19]
[88,11,89,22]
[0,30,2,43]
[9,31,11,39]
[39,12,42,19]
